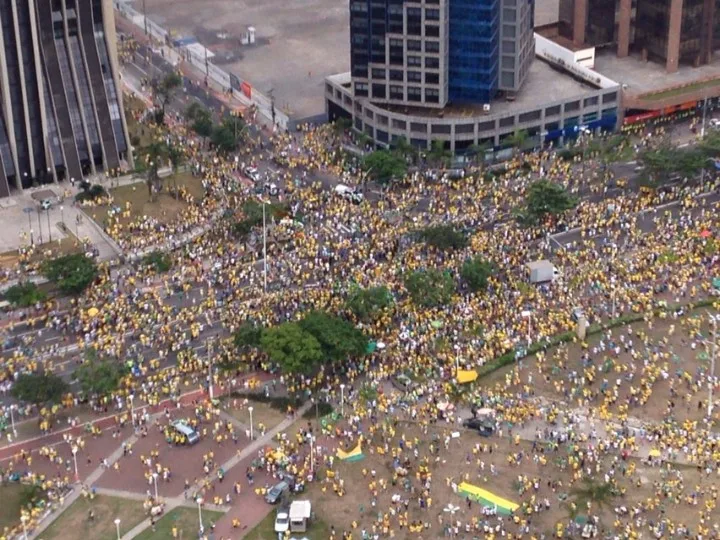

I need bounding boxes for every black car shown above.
[462,417,495,437]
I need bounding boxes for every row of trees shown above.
[403,256,494,307]
[233,310,368,374]
[186,102,245,154]
[639,131,720,185]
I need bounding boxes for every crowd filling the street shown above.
[0,35,718,540]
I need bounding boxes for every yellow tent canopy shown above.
[87,307,99,317]
[457,369,478,384]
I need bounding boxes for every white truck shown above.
[526,260,561,284]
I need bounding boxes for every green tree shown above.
[260,322,323,374]
[403,268,455,307]
[142,251,172,273]
[152,72,182,124]
[419,225,468,250]
[520,180,578,225]
[390,136,417,164]
[427,140,451,168]
[233,321,263,350]
[332,117,352,137]
[461,257,494,292]
[345,285,393,321]
[42,253,98,295]
[144,140,168,199]
[505,129,529,152]
[362,150,408,184]
[211,124,239,154]
[191,108,214,143]
[638,144,676,183]
[567,478,618,518]
[4,281,47,307]
[299,311,368,363]
[11,372,68,405]
[223,113,246,143]
[75,349,128,397]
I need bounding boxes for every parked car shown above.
[265,480,289,504]
[40,199,52,210]
[390,373,414,392]
[462,417,495,437]
[274,508,290,533]
[335,184,364,204]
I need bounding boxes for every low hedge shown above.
[477,298,717,379]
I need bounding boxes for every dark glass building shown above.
[349,0,534,108]
[0,0,132,197]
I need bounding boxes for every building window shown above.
[365,108,374,119]
[408,86,422,102]
[602,92,617,103]
[355,83,368,97]
[502,40,515,53]
[376,129,389,143]
[372,84,386,99]
[392,119,406,129]
[456,123,474,134]
[407,40,422,51]
[325,83,333,95]
[372,68,386,79]
[499,116,515,128]
[407,71,422,82]
[501,72,515,88]
[565,100,580,112]
[390,70,404,81]
[425,40,440,53]
[502,8,516,21]
[425,25,439,37]
[425,8,440,20]
[410,122,427,133]
[389,38,403,47]
[583,96,599,107]
[502,56,515,69]
[425,88,439,103]
[502,25,516,38]
[408,56,422,66]
[545,105,561,117]
[377,114,389,126]
[425,57,439,68]
[390,86,404,100]
[355,101,363,113]
[425,72,439,84]
[478,120,495,132]
[519,110,541,123]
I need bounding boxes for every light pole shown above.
[60,205,64,229]
[129,394,135,428]
[23,207,33,244]
[207,338,214,400]
[10,405,17,438]
[114,518,121,540]
[71,445,79,482]
[701,92,709,139]
[20,514,28,540]
[340,384,346,416]
[37,209,43,244]
[46,207,52,242]
[248,406,254,440]
[310,435,315,473]
[197,497,204,534]
[262,198,268,293]
[708,314,718,418]
[152,472,159,500]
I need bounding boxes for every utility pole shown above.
[708,315,717,419]
[701,93,709,139]
[143,0,148,36]
[262,199,268,292]
[207,338,214,400]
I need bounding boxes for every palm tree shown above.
[391,136,418,165]
[505,129,529,154]
[566,477,618,519]
[167,144,185,197]
[144,141,167,201]
[466,141,492,167]
[428,140,452,168]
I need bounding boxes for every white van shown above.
[172,420,200,445]
[334,184,363,204]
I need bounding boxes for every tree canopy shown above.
[461,257,494,292]
[520,180,578,225]
[404,268,455,307]
[233,321,263,350]
[299,311,368,363]
[75,349,128,397]
[4,281,46,307]
[42,254,98,295]
[11,372,68,405]
[345,285,393,321]
[260,322,323,374]
[362,150,408,184]
[419,225,468,250]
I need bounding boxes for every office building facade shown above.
[0,0,131,198]
[349,0,535,107]
[560,0,720,73]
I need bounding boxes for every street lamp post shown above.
[10,404,17,438]
[340,384,346,416]
[37,209,43,244]
[310,435,316,474]
[46,208,52,242]
[708,315,718,418]
[197,498,204,534]
[248,406,254,440]
[71,445,79,482]
[152,472,159,500]
[114,518,121,540]
[129,394,135,428]
[262,199,268,293]
[60,205,65,229]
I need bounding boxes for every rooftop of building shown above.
[365,58,605,120]
[593,50,720,97]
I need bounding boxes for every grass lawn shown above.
[124,96,156,151]
[134,507,224,540]
[244,508,331,540]
[39,495,146,540]
[101,173,205,226]
[224,397,289,433]
[643,77,720,101]
[0,236,82,269]
[0,484,27,532]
